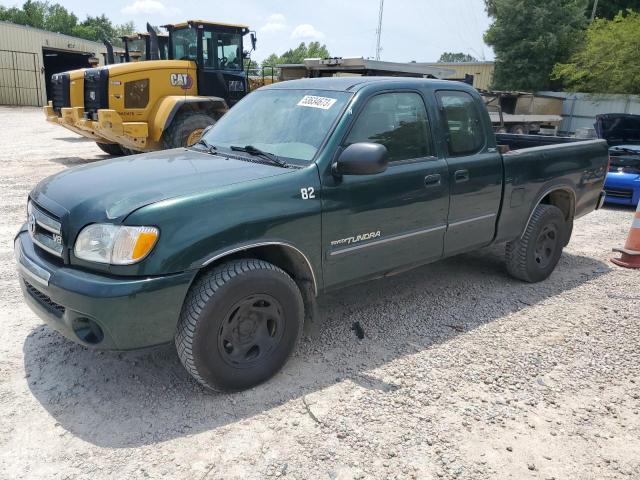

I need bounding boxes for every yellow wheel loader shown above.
[45,20,257,154]
[44,26,169,155]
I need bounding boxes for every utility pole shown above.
[375,0,384,60]
[590,0,599,22]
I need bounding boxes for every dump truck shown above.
[45,26,169,155]
[44,20,256,154]
[17,77,608,391]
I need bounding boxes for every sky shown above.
[0,0,495,63]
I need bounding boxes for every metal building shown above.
[0,21,115,107]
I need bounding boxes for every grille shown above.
[605,187,633,199]
[84,68,109,119]
[24,281,65,317]
[51,73,70,114]
[28,201,64,259]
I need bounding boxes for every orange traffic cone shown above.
[611,199,640,269]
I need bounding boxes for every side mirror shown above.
[250,32,257,51]
[333,142,388,176]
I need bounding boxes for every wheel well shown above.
[539,188,575,222]
[197,244,318,322]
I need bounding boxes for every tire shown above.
[175,259,304,392]
[162,111,216,149]
[505,204,567,283]
[95,142,124,156]
[120,147,143,156]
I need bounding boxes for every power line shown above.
[375,0,384,60]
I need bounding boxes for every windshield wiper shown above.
[230,145,288,168]
[193,138,218,155]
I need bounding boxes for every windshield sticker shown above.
[297,95,337,110]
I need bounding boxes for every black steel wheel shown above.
[218,294,286,368]
[505,204,566,282]
[175,259,304,392]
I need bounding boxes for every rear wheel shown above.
[505,204,567,282]
[175,259,304,392]
[95,142,124,156]
[162,111,216,149]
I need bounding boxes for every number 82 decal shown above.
[300,187,315,199]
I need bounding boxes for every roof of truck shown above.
[263,76,475,93]
[165,20,249,30]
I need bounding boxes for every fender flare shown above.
[200,241,319,296]
[520,185,577,239]
[150,96,229,142]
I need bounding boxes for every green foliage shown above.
[486,0,640,19]
[553,11,640,94]
[0,1,135,44]
[261,42,330,69]
[438,52,478,63]
[484,0,588,91]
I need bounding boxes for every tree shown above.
[485,0,640,20]
[261,42,330,69]
[438,52,478,63]
[0,1,135,44]
[484,0,587,91]
[553,11,640,94]
[586,0,640,19]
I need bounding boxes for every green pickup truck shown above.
[15,77,608,391]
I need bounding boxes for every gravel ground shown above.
[0,106,639,480]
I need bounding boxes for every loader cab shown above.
[121,33,169,62]
[165,20,253,106]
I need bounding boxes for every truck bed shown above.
[493,136,609,244]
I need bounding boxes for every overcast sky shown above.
[0,0,495,63]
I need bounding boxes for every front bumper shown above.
[43,102,105,141]
[15,229,196,350]
[604,172,640,206]
[77,109,152,151]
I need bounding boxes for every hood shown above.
[30,148,293,232]
[595,114,640,146]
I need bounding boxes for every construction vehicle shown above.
[44,20,256,154]
[44,25,169,155]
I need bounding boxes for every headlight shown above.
[74,224,159,265]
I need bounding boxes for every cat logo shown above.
[170,73,193,90]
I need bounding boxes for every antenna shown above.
[375,0,384,60]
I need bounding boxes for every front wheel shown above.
[162,112,216,149]
[175,259,304,392]
[95,142,124,156]
[505,204,567,282]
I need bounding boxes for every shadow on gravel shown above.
[49,155,109,166]
[23,245,611,448]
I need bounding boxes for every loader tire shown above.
[95,142,124,156]
[162,112,216,149]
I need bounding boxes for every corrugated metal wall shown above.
[538,91,640,134]
[0,21,109,106]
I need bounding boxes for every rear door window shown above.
[437,91,485,156]
[344,92,433,162]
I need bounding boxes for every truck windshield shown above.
[202,89,352,163]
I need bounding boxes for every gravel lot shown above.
[0,106,638,480]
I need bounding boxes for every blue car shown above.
[604,145,640,206]
[595,114,640,206]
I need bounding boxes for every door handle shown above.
[424,174,441,187]
[454,169,469,183]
